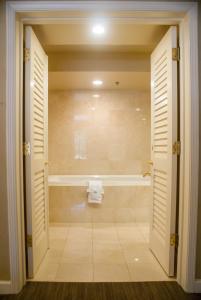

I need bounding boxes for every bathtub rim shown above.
[48,174,151,187]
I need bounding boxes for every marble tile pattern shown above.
[49,186,151,223]
[48,90,151,175]
[33,223,171,282]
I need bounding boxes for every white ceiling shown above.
[33,23,168,52]
[32,23,168,91]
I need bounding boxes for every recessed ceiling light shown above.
[92,80,103,86]
[142,118,146,121]
[93,94,100,98]
[136,107,141,112]
[92,24,105,35]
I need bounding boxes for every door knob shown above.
[148,160,153,165]
[44,161,48,165]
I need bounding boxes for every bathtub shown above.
[48,175,151,187]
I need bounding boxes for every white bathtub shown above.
[48,175,151,187]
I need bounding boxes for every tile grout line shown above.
[92,222,95,282]
[54,224,70,281]
[115,222,132,282]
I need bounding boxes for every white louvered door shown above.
[25,26,48,278]
[150,26,178,276]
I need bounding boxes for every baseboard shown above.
[194,279,201,293]
[0,281,12,294]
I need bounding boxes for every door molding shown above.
[5,1,199,294]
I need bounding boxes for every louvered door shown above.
[150,26,178,276]
[25,26,48,278]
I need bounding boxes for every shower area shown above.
[46,90,155,282]
[48,90,151,224]
[28,23,171,282]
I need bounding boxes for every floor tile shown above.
[50,223,70,227]
[49,226,69,240]
[93,264,130,282]
[93,223,115,229]
[65,237,92,250]
[115,222,138,229]
[70,223,92,229]
[93,226,118,242]
[93,247,125,264]
[61,246,93,264]
[93,240,121,250]
[128,260,169,281]
[55,263,93,282]
[93,232,118,243]
[32,223,172,283]
[123,244,156,264]
[34,261,59,281]
[137,222,150,242]
[68,225,92,242]
[43,248,63,263]
[117,227,145,245]
[49,238,66,251]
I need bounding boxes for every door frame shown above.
[4,0,199,294]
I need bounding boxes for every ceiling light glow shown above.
[92,80,103,86]
[92,24,105,35]
[136,107,141,112]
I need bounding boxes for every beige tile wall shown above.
[49,186,151,223]
[49,89,151,223]
[48,90,150,175]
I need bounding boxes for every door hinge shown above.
[172,47,180,61]
[170,233,179,248]
[23,142,31,156]
[24,48,30,62]
[27,234,32,248]
[173,141,181,155]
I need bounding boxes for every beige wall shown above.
[49,90,151,175]
[0,0,10,280]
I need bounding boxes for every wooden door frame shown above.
[3,0,199,294]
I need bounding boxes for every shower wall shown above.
[48,90,150,175]
[48,90,151,223]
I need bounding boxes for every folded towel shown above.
[87,180,104,204]
[87,180,104,193]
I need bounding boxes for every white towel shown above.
[87,180,104,204]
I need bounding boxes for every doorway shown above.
[24,22,178,282]
[5,1,199,293]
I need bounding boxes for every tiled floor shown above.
[33,223,171,282]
